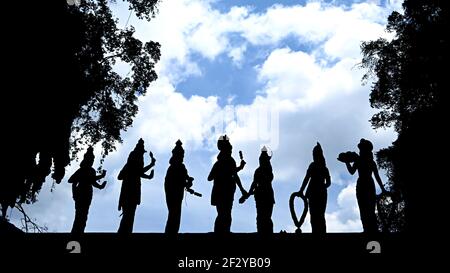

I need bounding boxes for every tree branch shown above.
[14,203,48,233]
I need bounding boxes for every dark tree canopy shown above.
[2,0,161,209]
[361,0,448,234]
[361,0,447,132]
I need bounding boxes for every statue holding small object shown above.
[117,138,155,234]
[164,140,200,234]
[208,135,247,234]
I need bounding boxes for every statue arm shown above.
[299,170,310,196]
[373,162,386,192]
[345,161,357,175]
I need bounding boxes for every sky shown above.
[10,0,403,233]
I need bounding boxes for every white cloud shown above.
[327,182,363,232]
[127,0,397,83]
[228,44,247,66]
[238,1,393,48]
[240,2,336,45]
[117,0,400,80]
[256,48,368,109]
[130,0,248,81]
[257,48,323,108]
[130,76,221,153]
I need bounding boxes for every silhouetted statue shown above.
[208,135,247,234]
[298,143,331,235]
[117,138,155,234]
[338,139,387,234]
[68,147,107,235]
[240,146,275,234]
[164,140,200,234]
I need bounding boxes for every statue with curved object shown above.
[296,142,331,234]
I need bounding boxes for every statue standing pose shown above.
[117,138,155,234]
[164,140,199,234]
[240,146,275,234]
[338,139,387,234]
[299,143,330,235]
[68,147,107,235]
[208,135,247,234]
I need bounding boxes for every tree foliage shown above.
[1,0,161,209]
[361,0,448,233]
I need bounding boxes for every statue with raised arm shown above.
[68,146,107,235]
[117,138,155,234]
[208,135,247,234]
